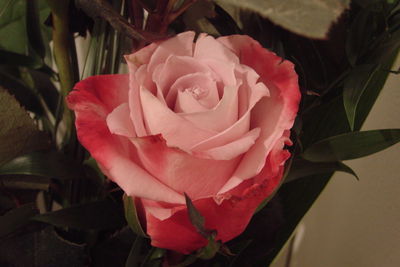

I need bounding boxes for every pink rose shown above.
[67,32,300,254]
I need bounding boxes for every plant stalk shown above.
[47,0,79,143]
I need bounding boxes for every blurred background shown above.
[272,56,400,267]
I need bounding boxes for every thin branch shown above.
[76,0,160,42]
[167,0,198,23]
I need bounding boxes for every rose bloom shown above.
[67,32,300,254]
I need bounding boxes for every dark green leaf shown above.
[32,200,126,230]
[0,193,16,214]
[26,0,46,58]
[0,225,86,267]
[0,151,82,180]
[217,0,350,39]
[123,194,148,237]
[0,203,39,237]
[197,236,220,260]
[345,9,375,66]
[207,4,242,35]
[29,69,60,116]
[91,227,138,267]
[0,88,49,166]
[125,236,143,267]
[185,193,208,238]
[0,70,44,114]
[303,129,400,162]
[0,0,27,54]
[343,64,378,130]
[354,58,397,130]
[0,175,49,190]
[285,159,358,183]
[0,49,42,68]
[255,156,294,213]
[0,0,50,55]
[228,196,284,266]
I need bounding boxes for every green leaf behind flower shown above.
[343,65,378,130]
[123,194,148,237]
[0,0,50,55]
[0,203,39,237]
[185,193,209,238]
[302,129,400,162]
[217,0,350,39]
[285,159,358,183]
[32,200,126,230]
[0,151,84,180]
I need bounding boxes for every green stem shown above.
[47,0,79,143]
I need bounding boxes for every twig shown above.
[76,0,160,42]
[167,0,198,23]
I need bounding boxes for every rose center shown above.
[184,86,208,100]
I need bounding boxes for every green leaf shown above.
[0,88,49,166]
[0,0,27,54]
[91,227,138,267]
[32,199,126,230]
[26,0,46,58]
[285,159,358,183]
[354,63,397,130]
[217,0,350,39]
[124,236,143,267]
[343,64,378,130]
[185,193,211,238]
[207,4,242,35]
[0,203,39,237]
[0,225,86,266]
[0,151,82,180]
[0,70,44,114]
[254,156,294,214]
[345,9,375,66]
[0,175,49,190]
[197,236,221,260]
[0,0,50,55]
[0,49,42,68]
[122,194,148,237]
[303,129,400,162]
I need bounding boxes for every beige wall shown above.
[272,57,400,267]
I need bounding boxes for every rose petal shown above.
[194,127,260,160]
[67,75,184,204]
[236,64,269,118]
[190,81,267,152]
[125,42,158,72]
[132,135,239,199]
[200,58,237,95]
[217,35,300,193]
[128,78,148,137]
[167,72,219,111]
[175,90,209,113]
[153,55,212,97]
[139,86,218,150]
[106,103,136,137]
[194,33,240,64]
[143,157,284,254]
[69,74,130,112]
[147,31,195,73]
[180,84,239,132]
